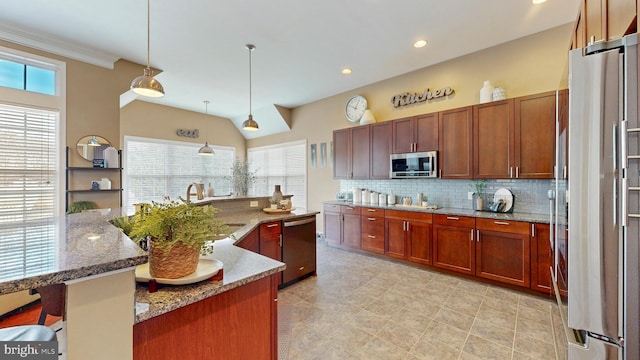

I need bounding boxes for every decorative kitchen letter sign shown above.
[391,86,454,108]
[176,129,199,138]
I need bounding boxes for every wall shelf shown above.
[66,146,123,211]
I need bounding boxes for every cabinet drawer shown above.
[434,214,475,227]
[324,203,341,213]
[361,207,385,217]
[341,205,361,215]
[361,218,384,234]
[386,209,433,223]
[259,221,282,237]
[476,218,529,235]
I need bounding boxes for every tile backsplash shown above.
[340,178,553,215]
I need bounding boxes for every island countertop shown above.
[0,209,148,295]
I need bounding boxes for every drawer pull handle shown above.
[346,207,354,210]
[367,217,376,221]
[446,216,460,220]
[367,209,376,212]
[299,266,305,271]
[367,235,376,239]
[494,221,510,225]
[267,223,279,228]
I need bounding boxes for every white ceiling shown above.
[0,0,580,139]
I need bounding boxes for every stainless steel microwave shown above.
[390,151,438,178]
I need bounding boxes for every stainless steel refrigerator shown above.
[561,33,640,359]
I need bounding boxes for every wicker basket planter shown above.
[149,240,200,279]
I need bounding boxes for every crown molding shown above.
[0,23,119,69]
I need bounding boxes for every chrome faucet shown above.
[186,183,204,201]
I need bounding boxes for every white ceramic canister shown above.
[370,191,378,205]
[378,193,387,206]
[416,192,423,204]
[492,87,506,101]
[480,80,494,103]
[362,189,370,204]
[387,193,396,205]
[353,188,362,203]
[99,177,111,190]
[103,146,119,168]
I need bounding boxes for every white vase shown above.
[480,81,494,103]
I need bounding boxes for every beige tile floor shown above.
[278,240,558,360]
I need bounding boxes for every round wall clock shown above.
[345,95,368,123]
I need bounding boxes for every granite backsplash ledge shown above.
[340,178,554,215]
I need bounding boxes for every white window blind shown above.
[124,137,235,213]
[0,103,58,280]
[248,140,306,209]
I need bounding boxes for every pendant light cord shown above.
[248,46,252,115]
[146,0,151,69]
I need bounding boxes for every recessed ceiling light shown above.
[532,0,547,4]
[414,40,428,48]
[341,67,352,75]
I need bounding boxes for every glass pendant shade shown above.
[198,142,214,156]
[242,114,259,131]
[87,136,100,147]
[131,67,164,98]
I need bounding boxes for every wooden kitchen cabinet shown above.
[473,99,514,179]
[385,210,432,264]
[391,113,438,153]
[439,106,473,179]
[323,204,361,249]
[361,207,385,254]
[514,91,557,179]
[260,221,282,286]
[572,0,636,49]
[531,223,552,293]
[433,214,476,275]
[236,227,260,253]
[333,126,370,179]
[475,218,531,288]
[370,122,392,179]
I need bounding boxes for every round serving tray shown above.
[262,207,296,214]
[135,258,223,285]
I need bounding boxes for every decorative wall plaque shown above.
[176,129,199,138]
[391,87,454,108]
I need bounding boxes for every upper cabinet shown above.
[391,113,438,153]
[514,91,557,179]
[370,122,392,179]
[572,0,637,49]
[473,99,514,179]
[333,126,370,179]
[439,107,473,179]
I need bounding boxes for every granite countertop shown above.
[133,208,318,322]
[323,200,550,224]
[0,209,148,295]
[134,238,286,323]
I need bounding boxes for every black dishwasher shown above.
[281,216,317,287]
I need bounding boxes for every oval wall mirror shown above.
[76,135,111,161]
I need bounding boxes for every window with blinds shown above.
[0,104,58,281]
[248,140,306,209]
[124,136,235,213]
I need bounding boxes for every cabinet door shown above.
[476,229,530,287]
[415,113,439,152]
[323,211,342,247]
[531,223,552,293]
[606,0,636,40]
[351,126,371,179]
[385,218,406,259]
[514,92,556,179]
[439,107,473,179]
[370,122,392,179]
[237,228,259,253]
[342,213,361,249]
[585,0,604,43]
[433,224,475,275]
[391,117,414,153]
[260,222,282,262]
[333,129,350,179]
[407,221,432,265]
[473,100,514,179]
[361,216,385,254]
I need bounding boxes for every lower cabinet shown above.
[260,221,283,287]
[322,204,361,249]
[323,204,342,247]
[361,207,385,254]
[531,223,552,293]
[385,210,432,265]
[475,218,530,287]
[433,215,476,275]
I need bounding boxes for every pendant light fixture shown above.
[198,100,215,156]
[130,0,165,98]
[242,44,259,131]
[87,136,100,147]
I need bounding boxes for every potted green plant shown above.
[128,199,231,279]
[469,179,487,210]
[228,159,257,197]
